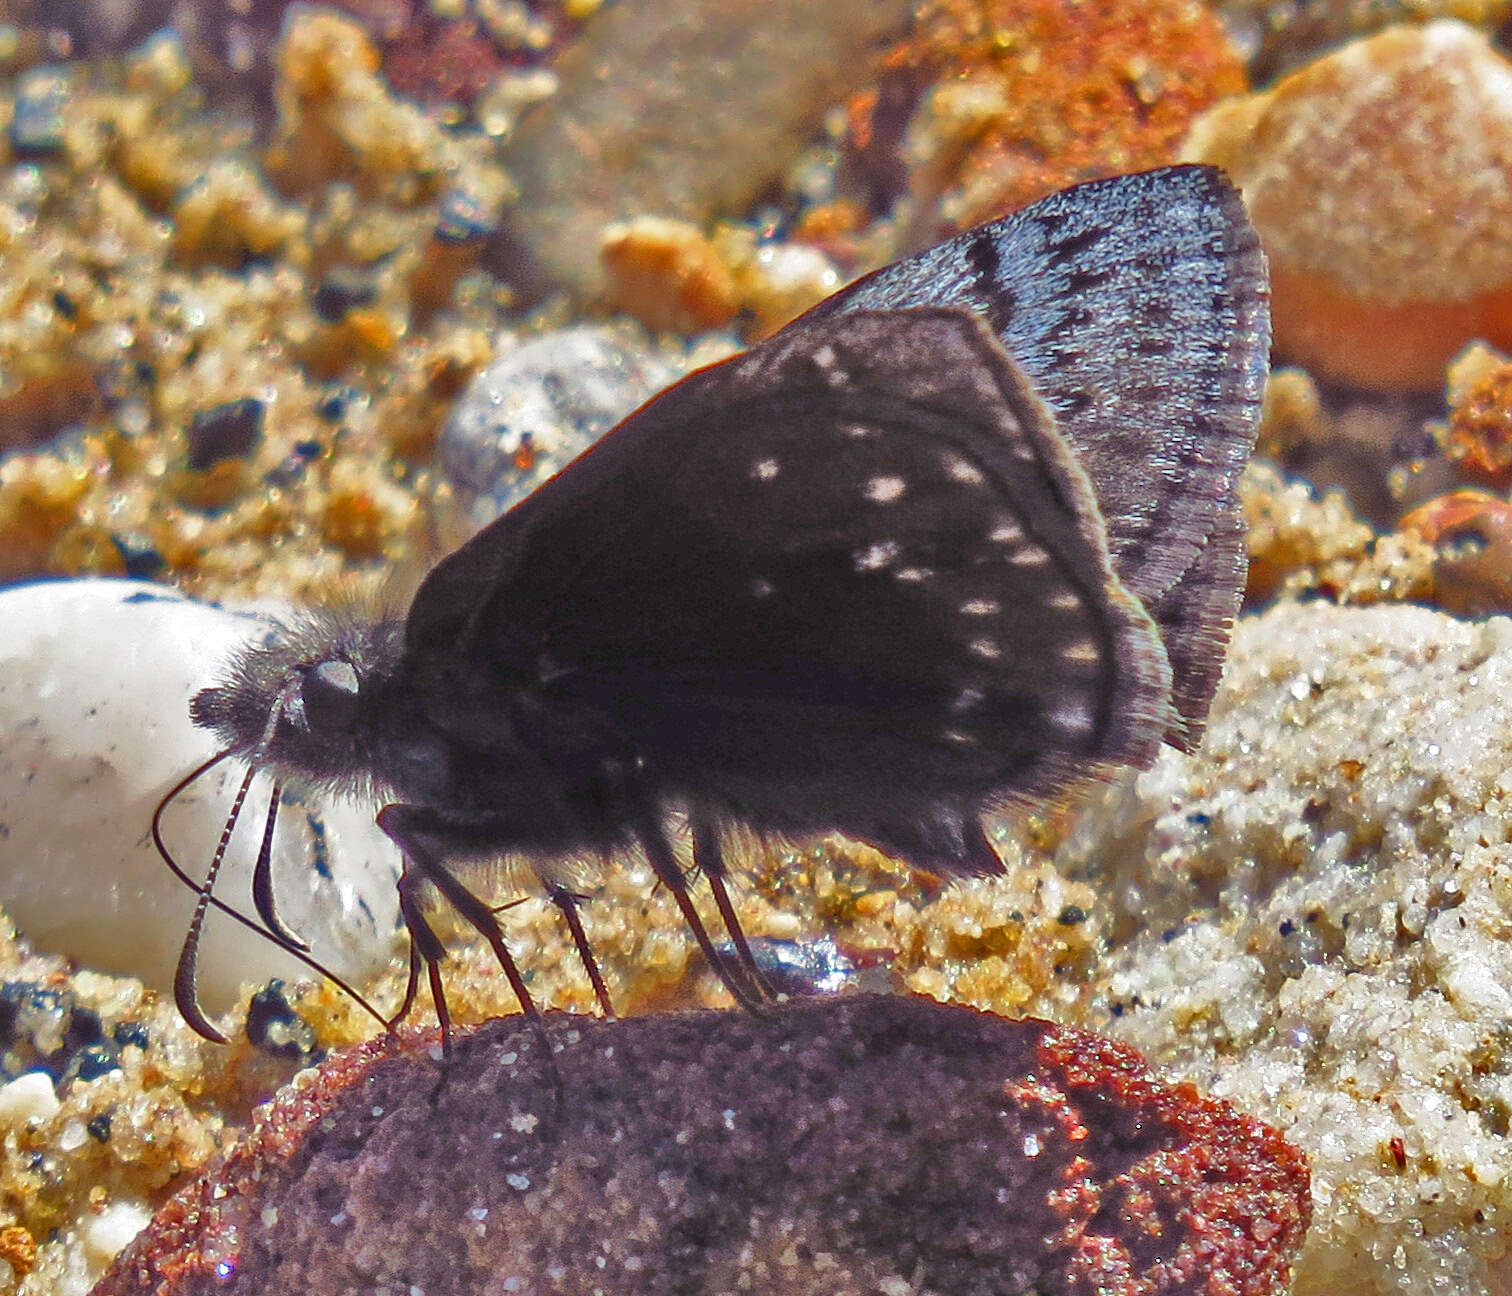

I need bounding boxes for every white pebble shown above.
[82,1199,153,1268]
[0,1071,60,1126]
[0,579,402,1013]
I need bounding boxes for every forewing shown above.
[815,165,1269,742]
[409,309,1173,869]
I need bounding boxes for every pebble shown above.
[1442,340,1512,485]
[0,1072,61,1127]
[849,0,1246,248]
[490,0,914,301]
[185,397,265,472]
[437,324,687,533]
[93,994,1310,1296]
[600,216,740,334]
[1399,487,1512,615]
[1212,0,1512,81]
[1062,601,1512,1291]
[0,579,401,1017]
[1186,20,1512,391]
[9,64,70,156]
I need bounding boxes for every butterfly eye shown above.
[298,659,361,733]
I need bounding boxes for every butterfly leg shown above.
[631,810,766,1012]
[388,933,424,1033]
[379,805,551,1064]
[394,859,455,1052]
[547,884,617,1018]
[691,816,777,1002]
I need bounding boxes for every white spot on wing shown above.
[750,578,775,598]
[842,423,874,438]
[960,598,1000,616]
[854,541,900,572]
[1052,701,1095,737]
[751,458,780,481]
[866,475,907,503]
[894,566,933,583]
[989,520,1023,543]
[1063,637,1100,663]
[1009,547,1049,567]
[952,686,985,712]
[1047,590,1081,612]
[969,638,1002,660]
[813,343,848,387]
[941,728,978,745]
[943,453,985,485]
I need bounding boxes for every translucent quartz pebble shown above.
[0,578,401,1012]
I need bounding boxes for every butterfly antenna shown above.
[172,760,258,1044]
[154,750,394,1041]
[692,817,777,1001]
[249,782,309,950]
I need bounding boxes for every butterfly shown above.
[158,163,1269,1046]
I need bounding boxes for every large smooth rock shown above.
[0,579,401,1013]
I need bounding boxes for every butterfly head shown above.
[190,611,408,797]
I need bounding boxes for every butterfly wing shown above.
[407,309,1172,875]
[815,165,1269,747]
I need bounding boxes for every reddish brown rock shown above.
[850,0,1247,247]
[1443,343,1512,486]
[94,994,1310,1296]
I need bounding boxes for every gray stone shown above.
[490,0,914,300]
[439,324,686,531]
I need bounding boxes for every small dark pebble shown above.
[110,533,166,580]
[1057,904,1089,926]
[186,398,265,471]
[94,994,1310,1296]
[313,388,354,424]
[0,983,122,1082]
[112,1021,151,1051]
[88,1113,112,1143]
[64,1005,105,1050]
[245,981,318,1062]
[63,1042,121,1084]
[311,270,378,324]
[9,65,69,156]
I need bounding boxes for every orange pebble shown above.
[1399,488,1512,615]
[1188,22,1512,392]
[600,216,740,335]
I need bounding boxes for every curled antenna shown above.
[250,781,308,951]
[151,748,393,1042]
[175,758,257,1043]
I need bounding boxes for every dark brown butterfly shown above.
[157,164,1268,1046]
